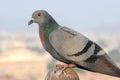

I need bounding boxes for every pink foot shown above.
[56,64,75,71]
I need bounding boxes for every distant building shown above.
[0,41,51,80]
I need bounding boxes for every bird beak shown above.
[28,18,34,26]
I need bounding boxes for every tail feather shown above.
[95,54,120,77]
[76,54,120,78]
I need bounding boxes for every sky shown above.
[0,0,120,34]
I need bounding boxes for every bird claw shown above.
[55,64,75,71]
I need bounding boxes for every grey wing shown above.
[49,27,120,77]
[49,27,100,61]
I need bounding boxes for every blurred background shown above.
[0,0,120,80]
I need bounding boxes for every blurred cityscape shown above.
[0,30,120,80]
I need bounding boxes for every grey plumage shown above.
[28,10,120,78]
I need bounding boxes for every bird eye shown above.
[38,13,41,16]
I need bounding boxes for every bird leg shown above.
[55,64,75,71]
[54,64,76,78]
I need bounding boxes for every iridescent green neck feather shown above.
[44,24,58,37]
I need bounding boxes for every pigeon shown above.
[45,65,79,80]
[28,10,120,78]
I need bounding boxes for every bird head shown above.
[28,10,49,26]
[28,10,58,27]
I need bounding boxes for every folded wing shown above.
[49,27,120,77]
